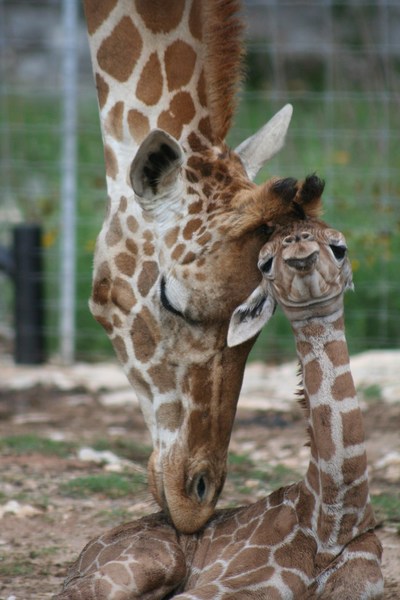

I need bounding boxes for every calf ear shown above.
[235,104,293,181]
[130,129,183,210]
[227,286,276,347]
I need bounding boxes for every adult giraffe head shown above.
[83,0,313,533]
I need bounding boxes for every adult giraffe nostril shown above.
[190,473,208,503]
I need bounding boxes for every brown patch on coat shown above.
[127,215,139,233]
[105,213,123,247]
[92,262,111,305]
[136,52,163,106]
[111,277,136,314]
[137,261,159,297]
[331,371,356,401]
[341,409,365,447]
[112,335,128,364]
[127,109,150,144]
[114,252,136,276]
[95,73,109,109]
[157,92,196,139]
[131,308,160,363]
[325,340,349,367]
[303,358,323,396]
[135,0,185,34]
[97,17,142,82]
[104,101,124,141]
[165,41,197,92]
[83,0,118,35]
[104,145,118,179]
[156,402,183,431]
[189,0,202,40]
[183,218,203,240]
[312,405,335,461]
[148,360,177,393]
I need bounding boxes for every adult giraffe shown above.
[84,0,299,533]
[54,176,383,599]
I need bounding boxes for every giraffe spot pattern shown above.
[92,262,111,305]
[156,401,183,431]
[95,72,109,109]
[148,360,177,393]
[127,215,139,233]
[281,570,308,596]
[136,52,163,106]
[128,365,152,400]
[331,371,356,401]
[114,252,136,277]
[157,91,196,139]
[127,109,150,144]
[105,101,124,141]
[312,404,335,461]
[119,196,127,212]
[104,144,118,179]
[137,261,159,297]
[317,508,337,545]
[165,40,197,92]
[164,226,180,248]
[97,17,143,82]
[105,213,123,247]
[325,339,349,367]
[189,0,202,41]
[113,335,128,364]
[135,0,185,34]
[83,0,118,35]
[125,238,138,255]
[341,409,365,447]
[171,244,185,261]
[344,480,368,509]
[275,530,317,574]
[95,315,113,334]
[111,277,137,314]
[131,308,159,363]
[197,69,207,107]
[303,358,323,396]
[183,218,203,240]
[103,561,132,586]
[342,455,368,486]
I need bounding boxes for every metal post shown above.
[60,0,78,364]
[13,224,45,364]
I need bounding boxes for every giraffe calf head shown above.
[228,180,354,346]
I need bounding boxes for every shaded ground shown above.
[0,358,399,599]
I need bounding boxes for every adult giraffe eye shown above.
[160,277,184,318]
[330,244,347,261]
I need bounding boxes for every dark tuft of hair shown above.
[272,177,298,203]
[298,174,325,205]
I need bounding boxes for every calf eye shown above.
[261,257,274,274]
[330,244,347,261]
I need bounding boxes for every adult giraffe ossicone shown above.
[55,176,383,599]
[83,0,302,533]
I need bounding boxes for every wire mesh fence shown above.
[0,0,399,363]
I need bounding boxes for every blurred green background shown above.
[0,1,399,362]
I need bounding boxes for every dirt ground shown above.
[0,360,399,599]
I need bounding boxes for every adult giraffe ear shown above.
[227,285,276,347]
[235,104,293,181]
[130,129,184,210]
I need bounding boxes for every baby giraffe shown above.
[54,179,383,599]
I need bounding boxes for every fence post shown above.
[13,224,45,364]
[59,0,78,365]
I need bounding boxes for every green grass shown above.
[0,434,75,458]
[1,80,399,361]
[61,472,146,499]
[371,492,400,526]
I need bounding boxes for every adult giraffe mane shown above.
[202,0,244,142]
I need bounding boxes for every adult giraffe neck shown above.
[293,310,374,552]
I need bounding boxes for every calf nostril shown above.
[285,250,319,271]
[300,231,314,241]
